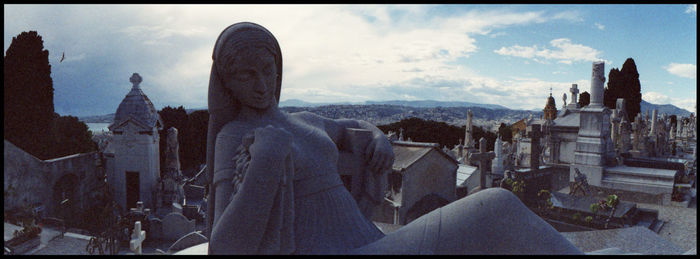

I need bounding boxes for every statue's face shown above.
[223,46,277,110]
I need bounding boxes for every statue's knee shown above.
[478,187,519,202]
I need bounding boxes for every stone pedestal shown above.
[571,62,613,186]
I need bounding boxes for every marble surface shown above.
[561,226,684,255]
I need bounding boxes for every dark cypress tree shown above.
[51,114,98,158]
[4,31,55,159]
[604,58,642,120]
[184,110,209,175]
[578,91,591,108]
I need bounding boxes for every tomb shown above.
[104,73,163,212]
[374,140,458,225]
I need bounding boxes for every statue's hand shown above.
[365,134,394,174]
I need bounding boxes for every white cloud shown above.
[644,91,696,112]
[494,38,609,65]
[665,63,696,79]
[0,5,629,114]
[686,4,696,14]
[594,22,605,30]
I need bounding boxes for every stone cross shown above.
[491,137,504,176]
[528,124,541,170]
[465,110,474,148]
[468,137,495,191]
[130,73,142,89]
[570,84,579,105]
[130,221,146,255]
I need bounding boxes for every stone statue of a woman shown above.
[205,22,582,255]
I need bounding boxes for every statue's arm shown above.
[294,112,393,172]
[209,126,291,254]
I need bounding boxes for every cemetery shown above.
[3,5,697,255]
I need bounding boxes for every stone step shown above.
[649,220,665,234]
[604,166,676,181]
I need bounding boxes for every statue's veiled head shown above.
[209,22,283,115]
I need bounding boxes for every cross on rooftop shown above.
[468,137,495,191]
[570,84,579,104]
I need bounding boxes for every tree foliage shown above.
[184,110,209,174]
[51,114,98,158]
[604,58,642,120]
[497,123,513,143]
[4,31,55,159]
[377,117,498,151]
[578,91,591,108]
[4,31,96,160]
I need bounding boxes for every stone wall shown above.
[4,140,104,218]
[4,140,51,212]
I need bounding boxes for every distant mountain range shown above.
[279,99,509,110]
[78,99,692,123]
[639,100,692,117]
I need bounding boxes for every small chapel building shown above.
[104,73,163,212]
[372,141,458,225]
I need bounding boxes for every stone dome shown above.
[109,73,162,131]
[546,94,556,109]
[543,92,558,121]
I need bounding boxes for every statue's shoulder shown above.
[289,111,328,127]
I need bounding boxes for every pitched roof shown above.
[391,141,458,173]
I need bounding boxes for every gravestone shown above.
[491,137,504,176]
[468,137,495,191]
[528,125,541,170]
[164,127,182,179]
[168,232,208,254]
[610,109,621,150]
[149,217,163,240]
[465,110,474,149]
[619,119,631,153]
[562,93,567,108]
[130,221,146,255]
[162,212,196,241]
[648,109,658,137]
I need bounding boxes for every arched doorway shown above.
[53,174,80,228]
[405,193,450,224]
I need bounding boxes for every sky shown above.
[4,4,697,117]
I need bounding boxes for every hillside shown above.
[639,100,692,117]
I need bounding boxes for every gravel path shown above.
[636,201,696,252]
